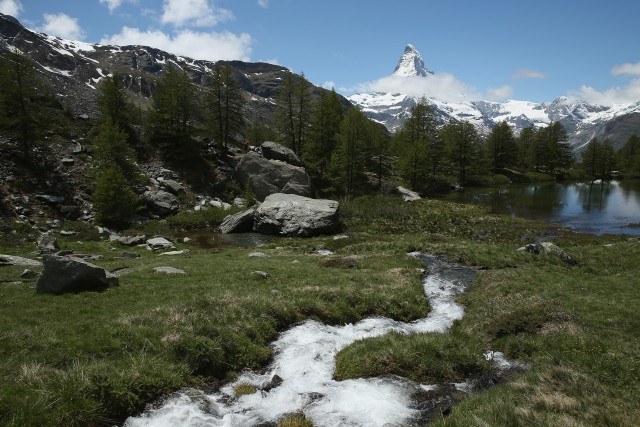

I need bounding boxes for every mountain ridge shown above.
[349,45,640,151]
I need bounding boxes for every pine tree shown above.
[394,98,438,190]
[516,125,536,169]
[441,121,483,184]
[148,67,199,159]
[0,51,41,159]
[304,88,344,189]
[599,139,616,179]
[275,72,312,155]
[329,108,368,195]
[547,121,573,172]
[366,121,389,188]
[616,134,640,176]
[206,64,245,149]
[487,121,517,171]
[581,137,601,179]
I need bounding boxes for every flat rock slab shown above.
[0,254,43,267]
[254,193,340,237]
[220,208,256,233]
[159,249,191,256]
[36,255,118,294]
[248,252,268,258]
[396,186,421,202]
[147,237,175,251]
[154,266,186,275]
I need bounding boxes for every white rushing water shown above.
[125,255,476,427]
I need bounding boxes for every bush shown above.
[166,206,240,231]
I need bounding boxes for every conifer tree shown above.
[516,125,536,169]
[206,64,245,149]
[394,98,438,190]
[0,51,41,159]
[329,108,369,195]
[441,121,483,183]
[304,88,344,189]
[149,67,199,159]
[276,72,312,155]
[487,121,517,171]
[581,137,601,179]
[366,120,389,188]
[616,134,640,176]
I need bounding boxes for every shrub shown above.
[93,165,139,228]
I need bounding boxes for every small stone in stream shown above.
[263,374,283,391]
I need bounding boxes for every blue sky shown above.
[2,0,640,105]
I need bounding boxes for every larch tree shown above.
[206,64,245,149]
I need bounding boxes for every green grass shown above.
[0,195,638,426]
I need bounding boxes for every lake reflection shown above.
[439,180,640,235]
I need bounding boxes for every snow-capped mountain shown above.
[348,45,640,151]
[392,44,433,77]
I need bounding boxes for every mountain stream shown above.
[125,254,514,426]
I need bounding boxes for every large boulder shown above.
[235,152,311,201]
[144,190,178,216]
[254,193,340,237]
[261,141,303,166]
[219,208,256,233]
[36,255,118,294]
[518,242,578,265]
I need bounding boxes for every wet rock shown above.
[396,186,421,202]
[146,237,175,251]
[154,266,186,275]
[37,234,59,253]
[235,152,311,201]
[263,375,283,392]
[220,208,256,233]
[260,141,303,166]
[0,254,42,267]
[36,255,118,294]
[518,242,577,265]
[254,193,340,237]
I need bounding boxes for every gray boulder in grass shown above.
[260,141,303,166]
[254,193,340,237]
[36,255,118,294]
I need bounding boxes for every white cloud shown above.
[99,0,135,13]
[321,81,335,90]
[568,79,640,106]
[355,73,481,103]
[486,85,513,101]
[0,0,23,17]
[40,13,85,40]
[100,27,252,61]
[513,68,548,80]
[611,62,640,76]
[160,0,233,27]
[257,0,268,8]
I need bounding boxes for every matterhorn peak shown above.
[392,44,433,77]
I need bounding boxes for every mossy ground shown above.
[0,196,638,426]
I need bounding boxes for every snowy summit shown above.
[392,44,433,77]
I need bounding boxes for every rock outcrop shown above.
[235,152,311,201]
[0,254,42,267]
[254,193,339,237]
[396,186,421,202]
[36,255,118,294]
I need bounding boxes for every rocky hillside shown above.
[0,13,349,125]
[349,45,640,151]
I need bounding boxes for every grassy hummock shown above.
[0,196,639,426]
